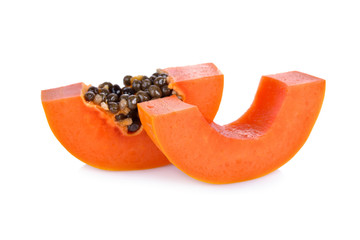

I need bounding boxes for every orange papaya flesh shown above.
[138,71,326,183]
[41,63,224,170]
[163,63,224,122]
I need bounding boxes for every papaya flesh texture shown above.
[138,71,326,183]
[41,63,223,170]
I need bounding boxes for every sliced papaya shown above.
[41,63,223,170]
[138,71,326,183]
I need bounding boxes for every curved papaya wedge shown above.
[41,63,223,170]
[138,71,325,183]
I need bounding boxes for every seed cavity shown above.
[84,70,182,133]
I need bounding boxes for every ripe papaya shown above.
[138,71,325,183]
[41,63,223,170]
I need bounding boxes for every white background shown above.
[1,0,359,239]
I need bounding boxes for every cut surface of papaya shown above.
[138,71,325,183]
[41,63,223,170]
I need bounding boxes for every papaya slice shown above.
[138,71,326,183]
[41,63,223,170]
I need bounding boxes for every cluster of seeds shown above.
[84,71,180,133]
